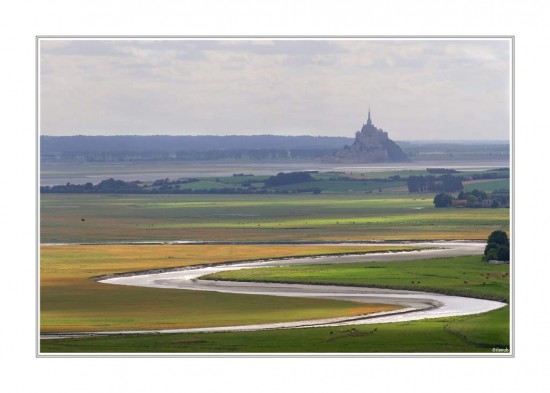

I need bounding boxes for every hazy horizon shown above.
[40,38,511,141]
[39,133,510,143]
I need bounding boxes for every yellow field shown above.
[41,244,410,332]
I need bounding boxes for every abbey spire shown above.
[324,110,409,163]
[366,108,373,127]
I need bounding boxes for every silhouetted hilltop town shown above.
[325,110,409,163]
[40,118,509,164]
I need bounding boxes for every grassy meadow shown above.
[41,193,509,243]
[41,306,509,353]
[204,255,510,302]
[40,246,511,353]
[40,244,410,333]
[463,179,511,192]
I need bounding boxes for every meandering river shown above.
[41,241,507,339]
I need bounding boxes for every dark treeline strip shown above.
[42,148,339,162]
[468,172,509,180]
[407,175,464,193]
[40,135,352,153]
[407,169,509,193]
[40,169,508,195]
[41,136,510,163]
[41,184,318,195]
[40,172,400,195]
[426,168,458,174]
[399,142,510,154]
[433,189,510,208]
[264,172,314,187]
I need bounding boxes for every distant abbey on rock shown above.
[326,110,409,163]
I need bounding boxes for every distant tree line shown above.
[41,148,340,162]
[41,177,208,194]
[40,135,352,153]
[264,172,314,187]
[320,175,402,182]
[41,178,145,194]
[426,168,458,174]
[41,173,323,195]
[468,172,508,180]
[176,149,338,161]
[458,189,509,208]
[406,170,509,194]
[433,188,509,208]
[41,136,511,165]
[407,175,463,193]
[399,142,510,157]
[458,190,492,208]
[41,184,321,196]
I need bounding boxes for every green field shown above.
[39,169,511,354]
[40,250,510,353]
[463,179,510,192]
[41,193,509,243]
[40,306,509,353]
[445,305,510,347]
[204,255,510,302]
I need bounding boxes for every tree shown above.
[485,248,498,261]
[471,189,488,201]
[440,174,463,192]
[483,230,510,262]
[466,195,479,208]
[488,230,509,247]
[484,242,499,256]
[433,193,453,208]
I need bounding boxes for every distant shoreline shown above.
[40,160,510,187]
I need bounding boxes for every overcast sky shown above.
[40,38,511,140]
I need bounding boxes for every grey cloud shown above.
[234,40,347,55]
[39,38,511,140]
[41,40,125,56]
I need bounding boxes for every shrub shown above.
[264,172,314,187]
[484,230,510,262]
[433,192,454,208]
